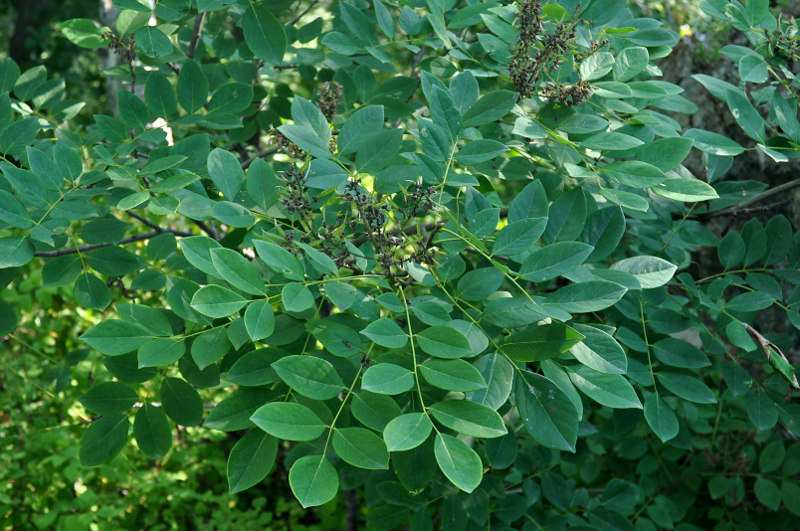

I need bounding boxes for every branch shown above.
[192,219,220,241]
[675,178,800,220]
[33,229,193,257]
[290,0,320,25]
[241,146,279,169]
[126,210,162,231]
[186,13,206,60]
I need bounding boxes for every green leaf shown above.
[429,400,506,438]
[374,0,394,37]
[718,230,745,268]
[228,430,278,493]
[138,338,185,368]
[361,363,415,395]
[244,300,275,341]
[197,0,233,12]
[134,26,173,57]
[73,272,112,310]
[351,392,401,431]
[383,413,432,451]
[160,377,203,426]
[610,256,677,289]
[213,201,255,228]
[721,360,752,396]
[282,282,315,312]
[340,1,374,43]
[416,326,472,359]
[360,318,408,349]
[544,280,627,313]
[466,352,514,410]
[434,433,482,493]
[492,218,548,256]
[190,285,247,318]
[210,247,264,295]
[613,46,649,82]
[0,301,16,336]
[177,59,208,113]
[242,3,286,65]
[653,338,710,369]
[81,319,152,356]
[321,31,360,55]
[600,161,667,188]
[134,403,172,459]
[79,415,130,466]
[0,190,33,228]
[420,359,486,392]
[272,355,344,400]
[145,71,177,119]
[306,159,349,190]
[306,319,361,357]
[746,390,779,430]
[726,291,775,312]
[0,237,34,268]
[566,365,642,409]
[356,128,403,173]
[181,236,222,276]
[759,440,785,474]
[78,382,138,415]
[86,246,141,277]
[227,348,282,387]
[250,402,326,441]
[653,178,719,202]
[338,105,384,155]
[322,281,358,311]
[207,147,245,201]
[59,19,107,49]
[462,90,516,128]
[333,428,389,470]
[117,90,149,129]
[580,52,614,81]
[191,327,231,369]
[0,58,21,93]
[205,388,274,431]
[635,137,693,172]
[289,455,339,508]
[656,372,717,404]
[683,128,745,155]
[502,323,584,362]
[519,242,594,282]
[296,241,338,276]
[754,477,781,511]
[247,158,280,211]
[643,395,679,443]
[456,267,504,301]
[454,139,508,166]
[570,324,627,374]
[581,132,644,151]
[509,180,548,223]
[725,88,765,142]
[516,371,579,452]
[253,240,304,281]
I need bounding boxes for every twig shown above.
[34,229,192,257]
[192,219,219,240]
[241,146,279,169]
[186,13,206,60]
[290,0,320,25]
[126,210,162,231]
[677,179,800,220]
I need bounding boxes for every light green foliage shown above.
[2,0,800,528]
